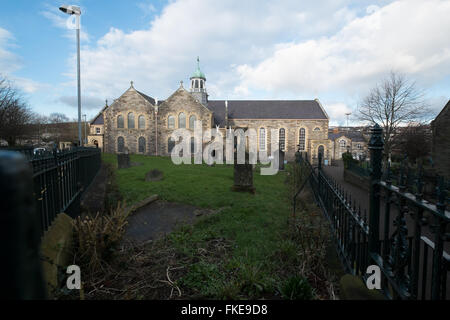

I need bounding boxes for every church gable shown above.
[158,86,213,129]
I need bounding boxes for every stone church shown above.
[88,58,332,162]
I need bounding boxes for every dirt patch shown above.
[124,200,219,243]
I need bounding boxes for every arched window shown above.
[117,137,125,153]
[168,116,175,129]
[314,127,321,131]
[138,137,146,153]
[195,80,199,89]
[259,128,266,151]
[340,140,346,148]
[117,115,124,129]
[168,137,175,153]
[178,112,186,128]
[138,115,145,129]
[279,128,286,152]
[357,144,362,150]
[189,115,196,129]
[128,113,135,129]
[299,128,306,151]
[200,80,204,89]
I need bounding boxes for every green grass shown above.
[102,154,302,299]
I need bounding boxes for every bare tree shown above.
[0,76,33,146]
[356,72,430,161]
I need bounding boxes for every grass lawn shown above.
[98,154,331,299]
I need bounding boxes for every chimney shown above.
[225,100,228,126]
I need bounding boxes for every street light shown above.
[83,114,87,145]
[59,5,82,146]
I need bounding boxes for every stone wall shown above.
[229,118,329,161]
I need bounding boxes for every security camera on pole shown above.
[59,5,83,146]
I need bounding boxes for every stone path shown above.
[124,200,215,243]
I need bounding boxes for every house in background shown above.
[328,128,368,160]
[431,100,450,179]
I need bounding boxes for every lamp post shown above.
[83,114,87,145]
[59,5,82,146]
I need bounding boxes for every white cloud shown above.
[236,0,450,97]
[52,0,450,128]
[62,0,373,101]
[0,27,21,74]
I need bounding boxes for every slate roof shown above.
[329,131,366,142]
[92,113,104,125]
[207,100,328,126]
[136,90,157,105]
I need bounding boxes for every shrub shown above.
[73,202,130,275]
[279,275,313,300]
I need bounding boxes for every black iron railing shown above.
[296,124,449,300]
[20,147,100,234]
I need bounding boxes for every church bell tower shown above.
[190,57,208,105]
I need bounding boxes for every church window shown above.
[117,115,124,128]
[128,113,135,129]
[340,140,346,148]
[168,116,175,129]
[138,137,146,153]
[357,143,362,150]
[117,137,125,153]
[314,127,321,131]
[279,128,286,152]
[200,80,203,89]
[299,128,306,151]
[195,80,199,89]
[138,115,145,129]
[189,115,197,129]
[259,128,266,151]
[96,127,100,134]
[178,112,186,128]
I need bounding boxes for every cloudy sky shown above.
[0,0,449,125]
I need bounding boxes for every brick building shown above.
[88,58,332,162]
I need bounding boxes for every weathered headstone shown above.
[232,151,255,193]
[279,150,285,171]
[117,148,130,169]
[145,169,164,182]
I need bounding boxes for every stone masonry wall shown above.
[103,87,156,155]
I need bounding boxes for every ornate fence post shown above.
[368,124,384,256]
[0,151,47,299]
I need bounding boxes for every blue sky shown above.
[0,0,449,125]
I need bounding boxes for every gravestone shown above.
[279,150,285,171]
[145,169,164,182]
[117,148,130,169]
[232,151,255,193]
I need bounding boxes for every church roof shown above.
[92,113,104,125]
[207,100,328,126]
[136,90,158,105]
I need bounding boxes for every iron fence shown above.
[26,147,100,234]
[295,124,449,300]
